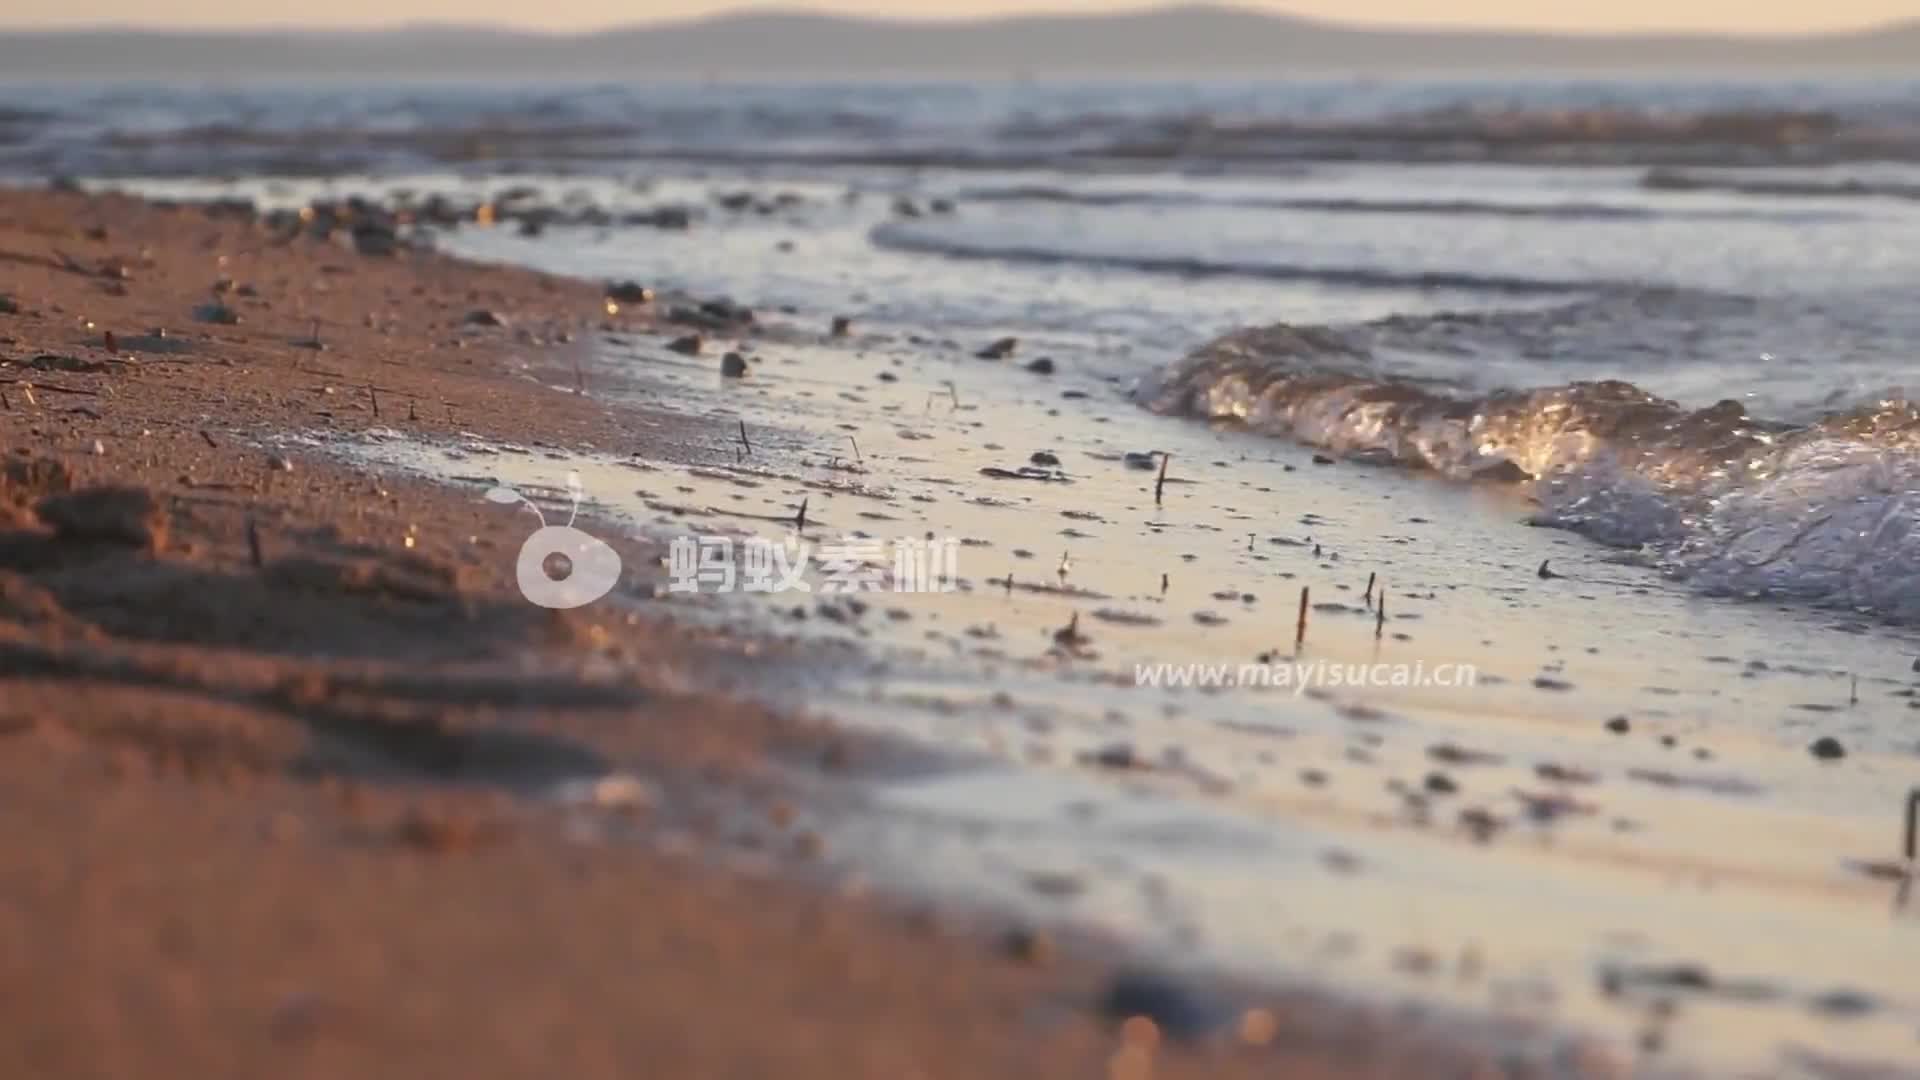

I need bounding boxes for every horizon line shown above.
[5,3,1917,40]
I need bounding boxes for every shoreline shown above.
[0,186,1612,1079]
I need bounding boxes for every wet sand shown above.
[0,187,1597,1079]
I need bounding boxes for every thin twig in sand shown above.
[1364,572,1376,609]
[848,435,862,463]
[1375,589,1387,640]
[1295,586,1309,651]
[738,419,753,457]
[1155,453,1170,506]
[368,383,381,419]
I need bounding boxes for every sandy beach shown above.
[0,185,1623,1080]
[7,65,1920,1070]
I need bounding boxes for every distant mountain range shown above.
[5,4,1919,78]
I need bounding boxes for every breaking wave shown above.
[1135,319,1920,620]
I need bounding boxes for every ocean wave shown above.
[1643,168,1920,202]
[868,223,1599,295]
[954,185,1855,223]
[1135,320,1920,619]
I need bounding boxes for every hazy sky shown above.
[7,0,1916,33]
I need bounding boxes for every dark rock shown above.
[1809,736,1845,760]
[1000,927,1054,965]
[463,309,506,328]
[606,281,655,304]
[1029,451,1061,467]
[700,298,753,325]
[892,197,923,218]
[351,224,398,256]
[0,294,17,315]
[1024,356,1056,375]
[1424,771,1459,795]
[667,334,704,357]
[1097,970,1230,1041]
[720,352,748,377]
[1085,743,1138,770]
[1311,454,1335,465]
[976,336,1018,360]
[35,485,165,550]
[1605,715,1631,734]
[830,315,853,337]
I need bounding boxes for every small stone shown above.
[606,280,654,304]
[667,334,703,356]
[267,455,293,472]
[1605,715,1631,734]
[352,224,398,256]
[720,351,748,377]
[1311,453,1335,465]
[1029,451,1061,467]
[463,309,506,327]
[90,439,105,456]
[830,315,853,337]
[1025,356,1056,375]
[1098,970,1230,1041]
[1809,736,1845,760]
[1424,771,1459,795]
[553,773,656,812]
[976,336,1018,360]
[1001,927,1054,965]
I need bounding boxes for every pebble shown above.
[1809,736,1845,760]
[976,336,1018,360]
[1097,970,1231,1041]
[462,308,506,327]
[1000,926,1054,965]
[720,351,748,377]
[1024,356,1055,375]
[605,280,654,304]
[1605,715,1631,734]
[667,334,704,356]
[554,773,657,812]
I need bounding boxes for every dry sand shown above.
[0,188,1560,1079]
